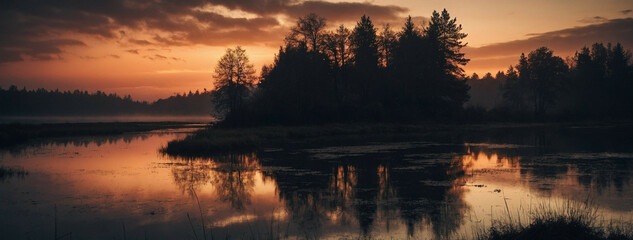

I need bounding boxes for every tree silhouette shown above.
[512,47,568,117]
[212,46,256,122]
[324,24,351,70]
[422,9,470,116]
[350,15,379,71]
[286,13,327,53]
[257,44,334,124]
[349,15,382,117]
[377,24,397,68]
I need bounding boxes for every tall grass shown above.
[471,198,633,240]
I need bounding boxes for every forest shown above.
[0,86,213,116]
[212,10,633,126]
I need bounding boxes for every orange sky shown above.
[1,0,632,101]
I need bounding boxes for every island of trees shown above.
[212,10,633,126]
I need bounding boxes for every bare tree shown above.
[213,46,256,119]
[285,13,327,52]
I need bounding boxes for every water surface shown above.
[1,125,632,239]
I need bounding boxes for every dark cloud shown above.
[284,1,408,22]
[465,18,633,72]
[622,9,632,15]
[0,50,23,63]
[12,39,87,61]
[152,34,188,46]
[0,0,409,62]
[129,39,153,46]
[578,16,608,24]
[125,49,140,54]
[144,54,174,61]
[80,54,122,60]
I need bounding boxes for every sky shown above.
[1,0,632,101]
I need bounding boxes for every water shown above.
[1,125,632,239]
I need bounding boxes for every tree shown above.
[212,46,256,120]
[507,47,568,117]
[569,42,633,117]
[425,9,469,79]
[390,16,427,117]
[350,15,379,71]
[257,44,334,124]
[377,24,397,68]
[324,24,351,69]
[422,9,470,116]
[286,13,327,53]
[349,15,382,117]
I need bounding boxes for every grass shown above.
[0,122,201,148]
[472,199,633,240]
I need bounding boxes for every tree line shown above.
[466,43,633,120]
[213,11,633,125]
[0,86,213,116]
[214,10,472,125]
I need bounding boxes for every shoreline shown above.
[0,121,207,148]
[161,121,633,157]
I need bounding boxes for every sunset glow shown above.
[1,0,632,101]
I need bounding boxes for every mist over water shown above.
[1,125,632,239]
[0,115,215,124]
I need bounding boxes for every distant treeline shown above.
[0,86,213,116]
[467,43,633,120]
[210,10,633,126]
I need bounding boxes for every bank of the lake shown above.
[162,121,633,157]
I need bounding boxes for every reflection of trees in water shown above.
[3,133,160,156]
[573,159,632,194]
[390,155,470,238]
[166,146,474,238]
[211,153,259,211]
[262,144,472,239]
[464,136,633,198]
[328,165,357,226]
[168,153,260,211]
[164,126,633,237]
[169,157,215,195]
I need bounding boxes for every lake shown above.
[1,124,632,239]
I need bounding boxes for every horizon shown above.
[1,0,632,101]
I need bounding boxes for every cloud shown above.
[0,0,410,63]
[284,1,408,22]
[578,16,608,24]
[465,18,633,73]
[5,39,87,61]
[143,54,183,62]
[154,69,208,74]
[125,49,140,54]
[79,54,122,60]
[0,50,23,63]
[622,9,632,15]
[129,39,153,46]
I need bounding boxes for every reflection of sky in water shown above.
[1,127,632,239]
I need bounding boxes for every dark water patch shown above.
[0,166,28,181]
